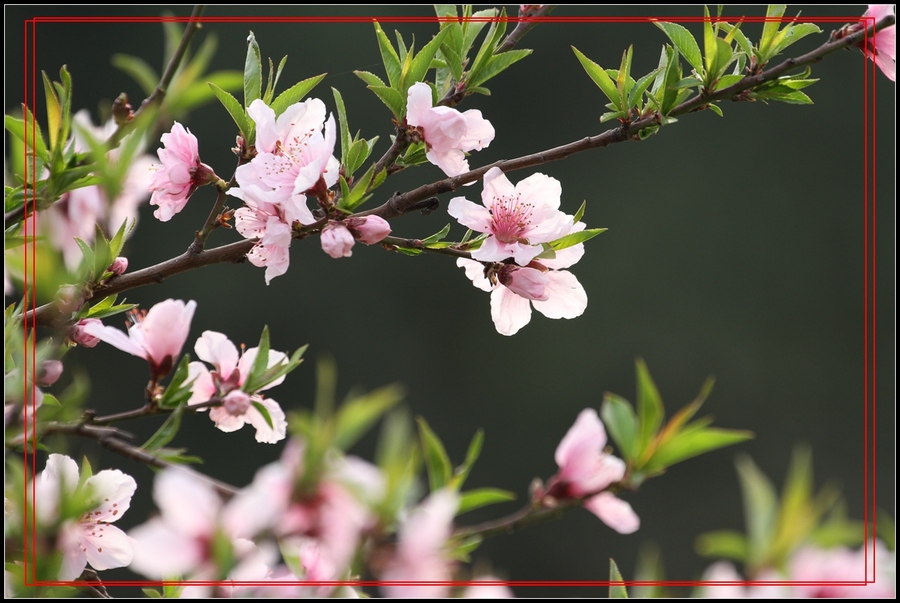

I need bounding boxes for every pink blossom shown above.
[320,222,356,258]
[235,98,340,199]
[406,82,495,177]
[187,330,288,443]
[148,122,216,222]
[381,489,460,598]
[70,318,102,348]
[448,168,574,266]
[108,256,128,276]
[229,184,315,284]
[37,360,63,387]
[539,409,639,534]
[860,5,896,81]
[34,454,136,580]
[345,215,392,245]
[82,299,196,380]
[128,467,260,580]
[457,258,587,336]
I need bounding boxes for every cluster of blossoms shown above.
[700,540,895,598]
[81,299,289,443]
[450,167,589,335]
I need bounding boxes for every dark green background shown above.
[5,5,895,597]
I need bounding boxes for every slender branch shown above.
[91,404,161,426]
[22,13,894,327]
[496,5,556,54]
[106,6,206,149]
[380,235,475,260]
[370,127,411,180]
[20,421,239,498]
[455,499,581,541]
[357,13,895,221]
[190,181,231,253]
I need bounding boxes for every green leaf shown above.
[337,164,376,211]
[695,529,749,561]
[142,588,163,598]
[332,87,352,170]
[736,454,778,569]
[457,487,516,514]
[40,393,60,407]
[449,534,483,562]
[270,74,326,117]
[353,70,386,88]
[208,83,252,143]
[702,6,717,76]
[707,103,724,117]
[85,302,137,321]
[417,416,453,492]
[714,74,744,91]
[368,85,406,119]
[373,22,401,88]
[333,384,405,451]
[628,66,663,111]
[243,326,272,393]
[572,47,621,108]
[646,426,753,470]
[468,49,532,90]
[601,394,638,461]
[617,46,634,101]
[346,138,377,177]
[41,72,62,151]
[401,28,449,92]
[251,400,274,429]
[6,109,49,164]
[549,228,607,252]
[142,404,184,452]
[771,23,821,57]
[243,31,263,106]
[467,12,508,90]
[450,429,483,490]
[609,559,628,598]
[572,200,587,224]
[421,223,451,246]
[653,22,703,74]
[111,54,158,96]
[157,355,197,409]
[759,5,787,59]
[635,358,664,453]
[751,86,813,105]
[718,22,753,58]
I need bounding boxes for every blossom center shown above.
[489,193,532,244]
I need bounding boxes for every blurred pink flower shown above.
[406,82,495,177]
[540,409,639,534]
[34,454,136,580]
[82,299,196,380]
[70,318,102,348]
[860,5,896,81]
[235,98,340,199]
[449,168,573,266]
[149,122,215,221]
[381,489,460,598]
[187,330,288,443]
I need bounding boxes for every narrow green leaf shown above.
[751,86,813,105]
[353,70,386,88]
[111,54,158,96]
[5,112,49,164]
[401,28,449,92]
[332,87,352,169]
[243,31,263,106]
[421,223,451,245]
[702,6,717,76]
[251,400,274,429]
[653,22,703,74]
[736,454,779,569]
[549,228,607,252]
[707,103,724,116]
[714,74,744,91]
[771,23,822,56]
[635,358,664,452]
[468,13,508,89]
[759,5,787,58]
[572,200,587,224]
[208,83,252,142]
[41,72,62,150]
[417,416,453,492]
[712,37,734,80]
[368,85,406,119]
[601,393,638,461]
[572,47,621,107]
[457,487,516,514]
[270,74,326,117]
[647,426,753,470]
[142,404,184,452]
[142,588,163,598]
[243,326,272,393]
[617,46,634,100]
[695,529,749,561]
[609,559,628,598]
[628,66,664,111]
[373,22,401,88]
[333,384,405,451]
[85,302,137,321]
[450,429,484,490]
[467,49,532,90]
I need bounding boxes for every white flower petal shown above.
[533,270,587,319]
[490,287,532,336]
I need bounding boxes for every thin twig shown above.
[496,4,555,54]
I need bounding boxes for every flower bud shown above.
[71,318,102,348]
[55,285,83,314]
[320,222,355,259]
[346,215,391,245]
[109,256,129,276]
[222,390,251,416]
[112,93,134,125]
[498,265,550,301]
[37,360,64,387]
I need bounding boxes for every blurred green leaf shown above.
[635,358,664,453]
[142,404,184,452]
[601,394,638,461]
[695,529,749,561]
[457,487,516,514]
[736,454,778,570]
[417,416,453,492]
[333,384,404,452]
[450,429,484,490]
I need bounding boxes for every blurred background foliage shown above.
[4,5,894,597]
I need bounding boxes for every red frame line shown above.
[19,9,882,592]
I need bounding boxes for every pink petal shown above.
[447,197,494,233]
[583,492,640,534]
[153,468,220,538]
[490,286,532,336]
[129,517,204,579]
[83,469,137,523]
[555,409,607,469]
[457,258,494,292]
[194,331,239,376]
[81,523,135,571]
[245,398,287,444]
[533,270,587,319]
[80,323,147,359]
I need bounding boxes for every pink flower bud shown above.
[498,265,550,301]
[71,318,102,347]
[222,390,251,416]
[109,256,129,276]
[37,360,64,387]
[346,216,391,245]
[320,222,355,259]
